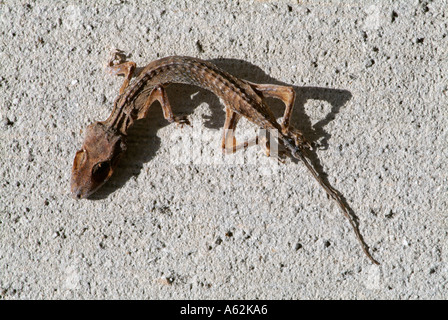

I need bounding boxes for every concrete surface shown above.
[0,0,447,299]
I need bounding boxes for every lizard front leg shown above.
[138,85,190,126]
[106,49,137,94]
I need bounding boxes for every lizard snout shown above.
[71,188,84,200]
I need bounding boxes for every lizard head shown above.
[71,122,127,199]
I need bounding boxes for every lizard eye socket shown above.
[73,149,87,170]
[91,160,112,183]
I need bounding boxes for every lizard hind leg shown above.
[245,81,295,134]
[246,81,311,150]
[221,108,284,161]
[139,85,190,126]
[221,107,248,154]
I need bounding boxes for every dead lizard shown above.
[71,50,379,264]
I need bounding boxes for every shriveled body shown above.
[72,52,306,199]
[70,51,378,265]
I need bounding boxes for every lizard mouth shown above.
[71,183,102,199]
[71,184,91,199]
[72,191,84,200]
[71,187,86,199]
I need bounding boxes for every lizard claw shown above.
[288,128,312,151]
[107,49,128,68]
[275,153,286,164]
[302,140,313,150]
[174,116,191,128]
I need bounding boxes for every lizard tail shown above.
[282,137,379,265]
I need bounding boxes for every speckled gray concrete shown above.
[0,0,447,299]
